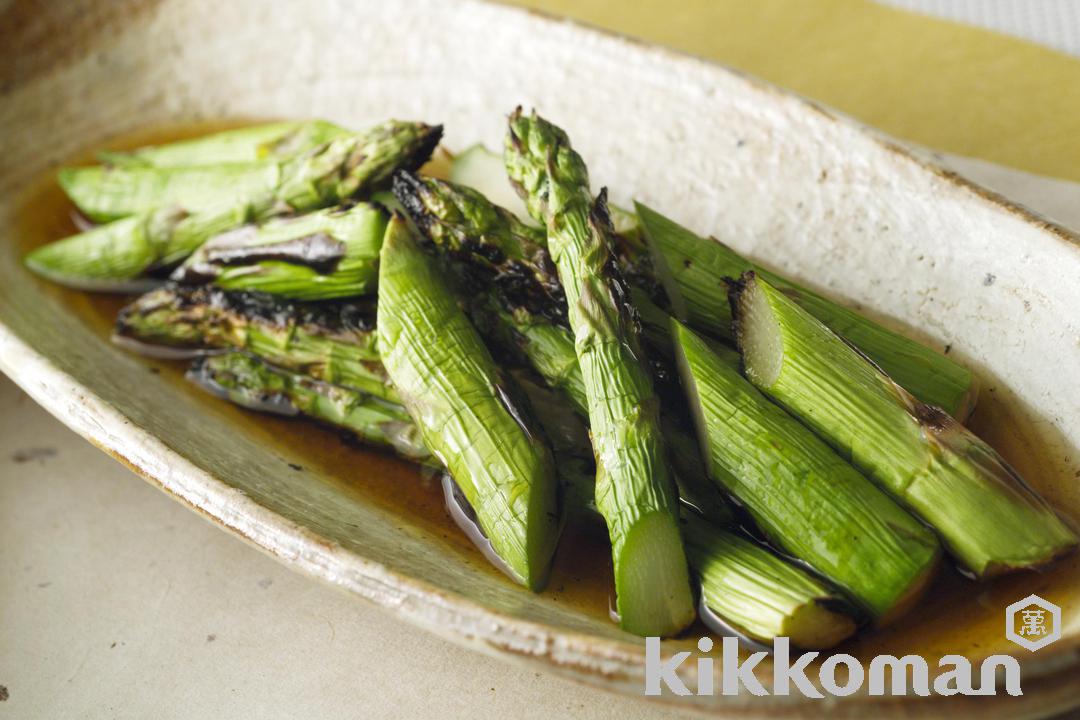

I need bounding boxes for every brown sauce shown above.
[13,123,1080,662]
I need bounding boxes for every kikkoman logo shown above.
[645,594,1065,698]
[643,637,1023,698]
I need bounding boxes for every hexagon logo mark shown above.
[1006,594,1061,652]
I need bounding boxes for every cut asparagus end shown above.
[734,271,1078,577]
[377,214,560,590]
[875,551,941,628]
[615,511,696,637]
[734,271,784,387]
[685,517,857,649]
[784,601,859,651]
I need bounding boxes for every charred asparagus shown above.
[673,318,941,622]
[172,203,387,300]
[377,214,560,590]
[505,109,694,635]
[113,284,397,402]
[636,203,978,418]
[189,351,427,460]
[26,122,441,287]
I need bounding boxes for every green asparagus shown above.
[99,120,348,168]
[61,120,441,223]
[114,284,397,402]
[636,203,978,418]
[673,318,940,622]
[172,203,387,300]
[505,109,694,635]
[377,214,560,590]
[734,272,1077,577]
[189,351,428,460]
[24,205,244,290]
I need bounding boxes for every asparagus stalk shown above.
[99,120,348,168]
[377,214,560,590]
[733,272,1078,577]
[394,171,732,527]
[673,318,940,622]
[635,203,978,418]
[505,109,693,635]
[511,372,600,522]
[27,122,441,288]
[60,120,441,223]
[683,515,856,649]
[172,203,387,300]
[114,284,398,402]
[188,351,428,460]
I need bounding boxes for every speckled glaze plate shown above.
[2,1,1080,715]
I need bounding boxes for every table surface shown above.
[4,2,1080,718]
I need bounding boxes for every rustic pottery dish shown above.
[2,0,1079,715]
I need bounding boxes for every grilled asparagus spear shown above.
[114,284,397,402]
[733,272,1077,577]
[172,203,387,300]
[636,203,977,418]
[188,351,428,460]
[505,109,694,635]
[26,122,441,288]
[99,120,348,168]
[673,319,940,622]
[377,214,560,590]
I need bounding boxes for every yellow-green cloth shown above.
[501,0,1080,183]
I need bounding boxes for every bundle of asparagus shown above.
[27,113,1077,647]
[26,120,441,288]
